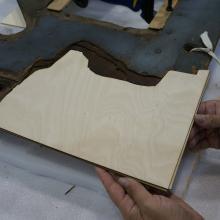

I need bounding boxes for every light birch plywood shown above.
[0,51,209,190]
[48,0,71,11]
[1,6,26,28]
[149,0,178,30]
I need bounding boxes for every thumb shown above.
[195,114,220,128]
[118,178,152,211]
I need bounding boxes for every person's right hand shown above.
[96,168,203,220]
[188,100,220,151]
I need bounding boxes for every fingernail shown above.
[118,178,129,187]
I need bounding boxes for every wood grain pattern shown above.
[47,0,71,11]
[149,0,178,30]
[0,51,209,190]
[1,6,26,28]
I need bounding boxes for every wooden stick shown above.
[149,0,178,30]
[48,0,71,12]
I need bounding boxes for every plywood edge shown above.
[0,126,170,196]
[149,0,178,30]
[48,0,71,11]
[168,70,210,189]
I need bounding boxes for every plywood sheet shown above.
[1,6,26,28]
[48,0,71,11]
[0,51,209,190]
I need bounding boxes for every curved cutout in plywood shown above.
[0,51,209,192]
[0,41,161,102]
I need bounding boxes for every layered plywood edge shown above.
[0,51,209,192]
[1,6,26,28]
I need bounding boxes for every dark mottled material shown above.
[0,0,219,100]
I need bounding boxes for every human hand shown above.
[96,168,203,220]
[188,100,220,151]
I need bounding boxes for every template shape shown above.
[0,51,209,191]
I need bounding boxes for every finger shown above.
[197,102,206,114]
[206,130,220,148]
[192,138,209,151]
[199,100,217,114]
[171,195,196,212]
[200,100,220,114]
[195,114,220,128]
[118,177,152,211]
[188,126,203,142]
[206,101,217,114]
[171,195,203,219]
[187,130,206,150]
[96,168,134,215]
[188,127,197,141]
[215,100,220,115]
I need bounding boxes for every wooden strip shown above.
[0,51,209,190]
[48,0,71,12]
[149,0,178,30]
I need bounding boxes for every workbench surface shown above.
[0,1,219,219]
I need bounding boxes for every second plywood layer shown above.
[0,51,209,190]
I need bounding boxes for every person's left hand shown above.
[96,168,203,220]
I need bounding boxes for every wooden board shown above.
[1,6,26,28]
[48,0,71,11]
[149,0,178,30]
[0,51,209,191]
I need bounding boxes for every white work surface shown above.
[0,1,220,219]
